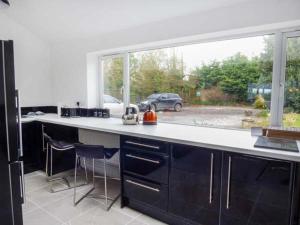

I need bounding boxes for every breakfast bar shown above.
[21,114,300,225]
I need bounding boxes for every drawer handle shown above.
[125,141,160,150]
[125,154,160,164]
[126,179,160,192]
[209,153,214,204]
[226,156,232,209]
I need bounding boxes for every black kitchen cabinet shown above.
[169,144,222,225]
[121,135,170,222]
[221,153,295,225]
[121,138,299,225]
[22,121,42,173]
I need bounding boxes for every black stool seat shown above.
[73,143,120,210]
[51,140,74,150]
[74,144,118,159]
[44,133,74,150]
[43,132,77,193]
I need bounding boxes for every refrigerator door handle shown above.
[18,161,25,204]
[15,90,23,158]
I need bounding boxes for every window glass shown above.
[103,56,124,117]
[129,35,274,129]
[283,36,300,128]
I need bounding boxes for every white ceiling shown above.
[2,0,251,42]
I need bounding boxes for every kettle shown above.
[143,104,157,125]
[122,106,139,125]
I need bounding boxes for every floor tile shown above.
[68,206,133,225]
[22,198,39,215]
[41,194,101,223]
[25,173,48,193]
[131,214,168,225]
[23,208,62,225]
[25,171,46,179]
[26,182,74,207]
[112,199,141,219]
[23,170,167,225]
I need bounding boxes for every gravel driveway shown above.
[154,106,261,129]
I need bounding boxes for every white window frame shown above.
[99,53,130,112]
[275,30,300,126]
[98,26,300,128]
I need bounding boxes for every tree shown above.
[103,57,123,100]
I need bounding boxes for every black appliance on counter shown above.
[0,40,24,225]
[89,108,110,118]
[61,107,110,118]
[61,107,78,118]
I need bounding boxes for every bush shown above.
[200,86,231,102]
[254,95,266,109]
[286,91,300,113]
[257,110,269,118]
[284,107,294,113]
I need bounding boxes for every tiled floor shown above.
[23,171,167,225]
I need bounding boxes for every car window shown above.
[104,95,120,103]
[160,94,168,99]
[147,94,161,99]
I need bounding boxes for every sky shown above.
[178,36,267,72]
[135,35,270,73]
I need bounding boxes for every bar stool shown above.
[73,143,120,211]
[43,133,86,193]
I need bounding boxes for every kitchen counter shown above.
[22,113,300,162]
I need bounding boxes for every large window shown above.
[129,35,274,129]
[100,30,300,130]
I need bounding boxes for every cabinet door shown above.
[221,153,294,225]
[169,144,222,225]
[22,122,41,173]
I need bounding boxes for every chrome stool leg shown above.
[47,146,86,193]
[74,155,94,206]
[104,155,108,206]
[45,143,49,176]
[73,156,120,210]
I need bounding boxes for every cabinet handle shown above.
[226,156,232,209]
[125,141,160,150]
[126,179,160,192]
[209,153,214,204]
[20,161,25,203]
[16,91,23,157]
[125,154,160,164]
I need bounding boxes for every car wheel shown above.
[174,103,182,112]
[150,104,157,112]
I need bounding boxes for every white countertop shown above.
[22,114,300,162]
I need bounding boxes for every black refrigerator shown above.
[0,40,24,225]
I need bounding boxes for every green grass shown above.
[283,113,300,127]
[255,112,300,128]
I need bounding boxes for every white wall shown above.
[0,13,52,107]
[50,0,300,108]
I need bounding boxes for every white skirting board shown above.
[78,128,120,178]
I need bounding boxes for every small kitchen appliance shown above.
[143,104,157,125]
[122,106,139,125]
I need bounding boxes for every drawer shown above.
[121,136,168,154]
[123,175,168,211]
[123,148,169,184]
